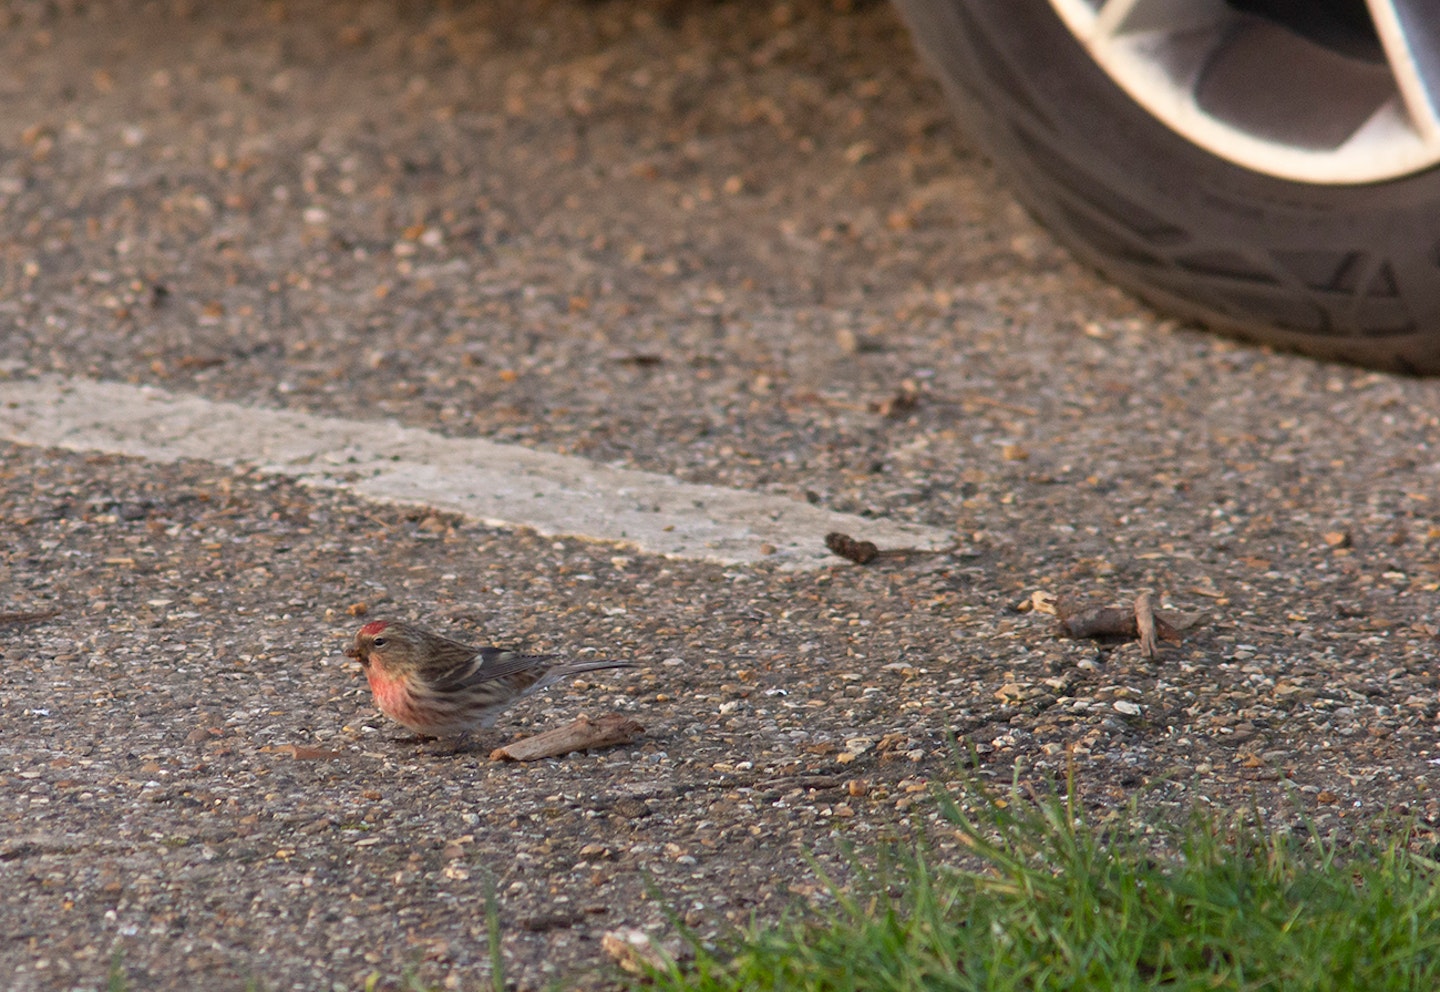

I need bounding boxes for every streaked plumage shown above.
[344,619,633,740]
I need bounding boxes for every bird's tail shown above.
[536,659,634,690]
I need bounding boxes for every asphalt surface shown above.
[3,1,1440,990]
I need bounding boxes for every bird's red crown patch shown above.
[359,620,390,636]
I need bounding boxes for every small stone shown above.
[611,798,651,820]
[995,683,1024,704]
[602,929,673,974]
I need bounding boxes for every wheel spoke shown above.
[1048,0,1231,43]
[1093,0,1230,41]
[1367,0,1440,142]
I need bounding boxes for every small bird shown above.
[345,619,633,747]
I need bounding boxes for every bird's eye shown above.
[372,637,387,647]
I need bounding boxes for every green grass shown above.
[485,873,507,992]
[634,778,1440,991]
[107,954,128,992]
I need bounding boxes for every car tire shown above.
[891,0,1440,373]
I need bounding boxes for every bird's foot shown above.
[433,731,482,756]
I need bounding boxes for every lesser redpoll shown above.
[344,619,633,744]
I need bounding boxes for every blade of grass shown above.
[632,775,1440,992]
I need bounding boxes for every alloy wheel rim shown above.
[1046,0,1440,184]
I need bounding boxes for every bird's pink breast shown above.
[366,668,421,729]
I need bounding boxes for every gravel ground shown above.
[3,0,1440,990]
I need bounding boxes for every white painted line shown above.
[0,375,955,568]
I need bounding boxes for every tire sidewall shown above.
[892,0,1440,367]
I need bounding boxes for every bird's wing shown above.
[430,646,556,693]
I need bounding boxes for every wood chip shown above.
[825,531,959,566]
[1134,591,1159,660]
[1058,605,1143,639]
[1055,595,1194,650]
[490,713,644,762]
[825,531,879,564]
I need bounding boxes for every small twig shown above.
[490,713,644,762]
[963,393,1039,418]
[759,774,845,791]
[0,610,62,628]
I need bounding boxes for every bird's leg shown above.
[438,730,475,756]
